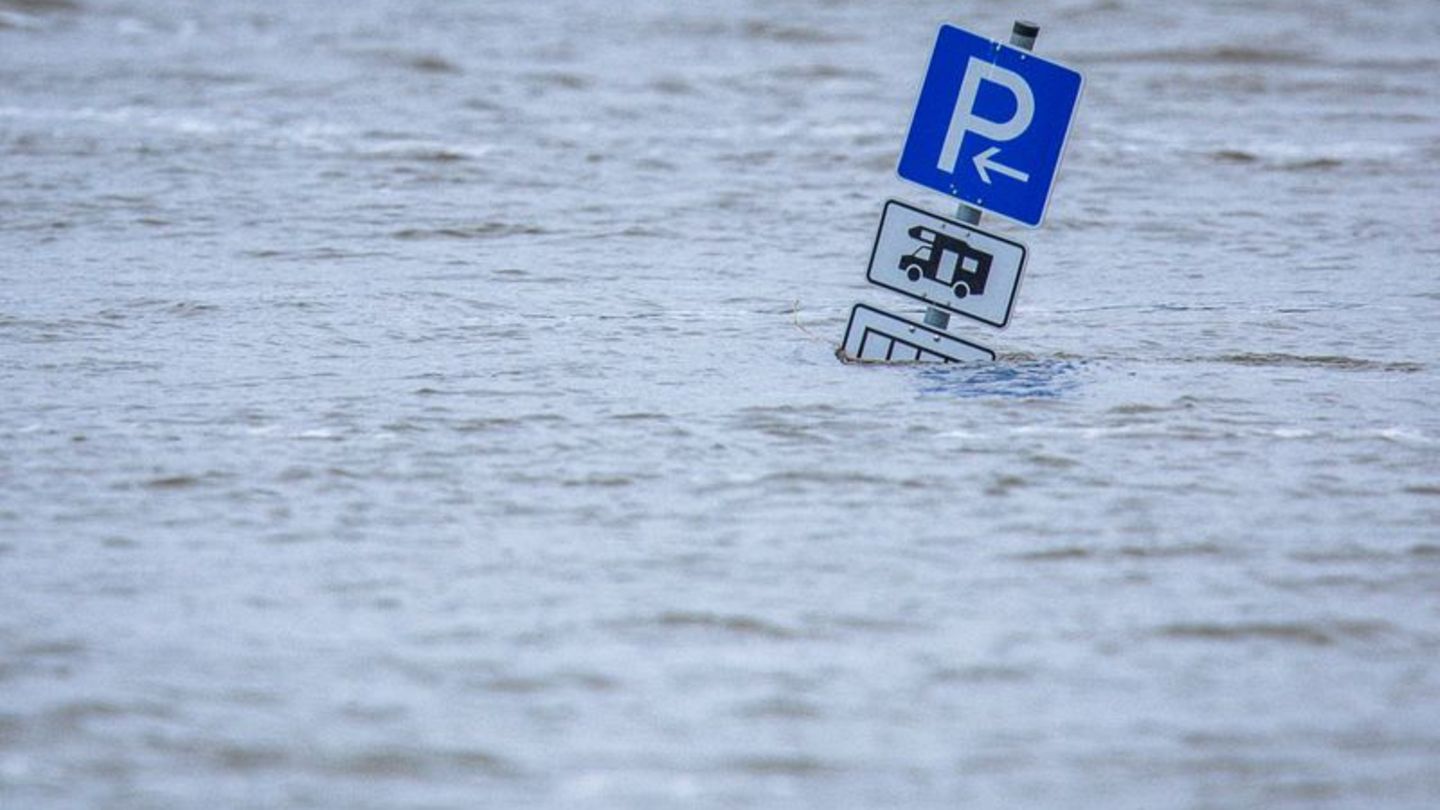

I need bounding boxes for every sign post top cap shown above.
[1011,20,1040,39]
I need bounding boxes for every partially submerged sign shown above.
[836,19,1080,366]
[866,199,1026,328]
[897,24,1083,227]
[841,303,994,364]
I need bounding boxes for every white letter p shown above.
[937,57,1034,174]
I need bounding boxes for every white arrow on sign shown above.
[972,146,1029,184]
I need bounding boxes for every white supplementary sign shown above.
[865,199,1027,328]
[841,303,995,364]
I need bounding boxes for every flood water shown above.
[3,0,1439,807]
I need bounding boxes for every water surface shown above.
[3,0,1439,807]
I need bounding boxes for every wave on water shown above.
[1208,352,1424,373]
[1079,45,1318,66]
[346,49,463,76]
[1200,140,1422,170]
[391,222,550,240]
[0,0,80,29]
[739,19,845,45]
[1155,619,1396,647]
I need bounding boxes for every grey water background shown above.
[2,0,1439,807]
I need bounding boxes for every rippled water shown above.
[3,0,1439,807]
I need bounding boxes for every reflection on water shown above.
[918,357,1085,399]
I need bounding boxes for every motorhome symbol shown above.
[898,226,993,299]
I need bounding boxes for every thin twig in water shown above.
[790,299,833,345]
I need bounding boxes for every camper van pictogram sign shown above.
[865,199,1027,328]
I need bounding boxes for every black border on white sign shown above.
[841,303,996,363]
[865,198,1028,328]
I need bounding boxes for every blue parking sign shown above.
[897,25,1083,227]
